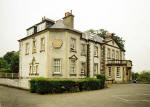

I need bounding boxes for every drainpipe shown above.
[86,41,90,77]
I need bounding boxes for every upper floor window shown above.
[27,28,34,36]
[32,40,36,53]
[81,44,86,56]
[107,48,111,59]
[40,38,45,51]
[37,22,46,32]
[94,46,98,57]
[54,59,61,74]
[70,38,76,51]
[112,50,115,59]
[94,63,98,75]
[25,43,29,55]
[116,67,120,77]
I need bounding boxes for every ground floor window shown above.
[54,59,61,74]
[29,57,39,75]
[94,63,98,75]
[108,67,111,77]
[70,59,76,74]
[81,62,86,75]
[116,67,120,77]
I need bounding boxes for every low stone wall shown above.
[0,78,30,90]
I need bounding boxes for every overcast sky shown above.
[0,0,150,72]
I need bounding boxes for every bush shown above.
[30,78,79,94]
[96,74,106,88]
[30,77,105,94]
[0,68,11,73]
[78,78,101,91]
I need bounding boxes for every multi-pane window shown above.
[33,40,36,53]
[54,59,61,73]
[27,28,34,36]
[33,62,36,73]
[41,38,45,51]
[37,22,46,32]
[81,62,86,74]
[94,63,98,75]
[71,38,76,50]
[94,46,98,57]
[70,59,75,74]
[116,67,120,77]
[25,43,29,55]
[108,67,111,77]
[81,44,86,55]
[112,50,115,59]
[107,48,111,59]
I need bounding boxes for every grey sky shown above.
[0,0,150,72]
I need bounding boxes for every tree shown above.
[132,72,139,80]
[3,51,15,65]
[0,57,8,68]
[10,52,19,73]
[137,71,150,82]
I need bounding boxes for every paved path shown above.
[0,84,150,107]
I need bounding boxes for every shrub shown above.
[78,78,101,91]
[96,74,106,88]
[29,77,45,93]
[30,78,79,94]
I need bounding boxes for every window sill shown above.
[25,53,29,55]
[116,76,121,78]
[70,73,77,76]
[94,55,98,58]
[52,73,62,76]
[81,53,86,56]
[40,50,45,53]
[32,51,36,54]
[70,49,77,53]
[29,73,39,76]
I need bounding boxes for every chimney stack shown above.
[42,16,46,21]
[63,10,74,29]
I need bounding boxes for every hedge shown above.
[78,78,101,91]
[30,78,79,94]
[30,77,106,94]
[96,74,106,88]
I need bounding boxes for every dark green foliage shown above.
[3,51,15,65]
[78,78,101,91]
[10,52,19,73]
[132,72,139,80]
[96,74,106,88]
[30,77,105,94]
[0,51,19,73]
[0,58,8,69]
[30,78,79,94]
[137,72,150,83]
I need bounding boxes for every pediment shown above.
[69,55,78,60]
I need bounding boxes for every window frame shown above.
[70,59,76,74]
[108,67,111,77]
[25,42,29,55]
[94,63,98,75]
[116,67,120,77]
[53,59,61,74]
[94,46,98,57]
[40,37,45,52]
[70,38,76,52]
